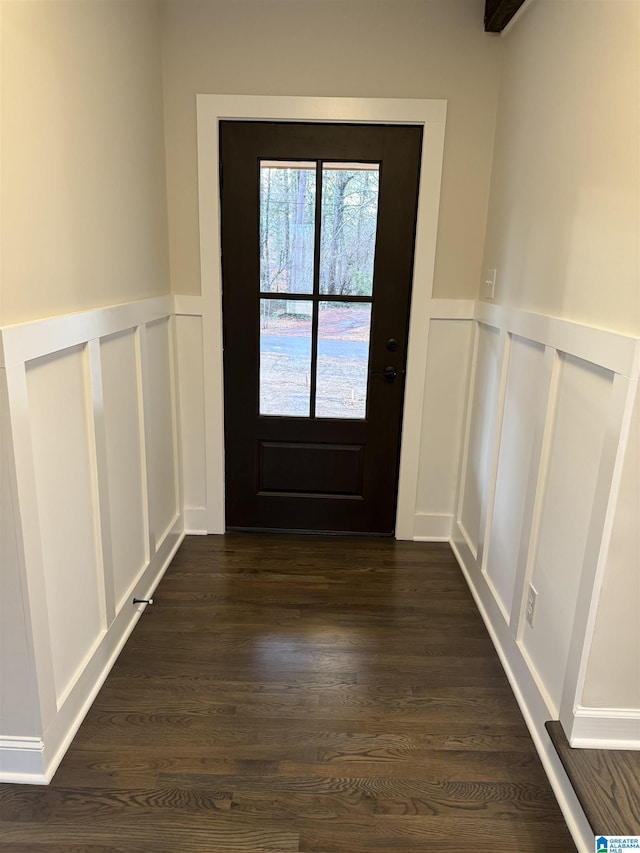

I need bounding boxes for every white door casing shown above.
[195,95,447,536]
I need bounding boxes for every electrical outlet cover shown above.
[526,585,537,627]
[483,268,496,299]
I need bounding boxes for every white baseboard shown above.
[0,519,185,785]
[570,706,640,750]
[450,530,594,853]
[412,512,453,541]
[183,506,208,535]
[0,737,47,784]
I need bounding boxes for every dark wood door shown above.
[220,121,422,534]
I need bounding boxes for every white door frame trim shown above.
[196,94,447,537]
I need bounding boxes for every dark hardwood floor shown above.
[547,720,640,836]
[0,534,577,851]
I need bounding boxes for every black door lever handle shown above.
[370,366,398,381]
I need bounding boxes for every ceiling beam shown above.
[484,0,528,33]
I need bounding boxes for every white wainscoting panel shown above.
[522,354,614,715]
[26,345,106,707]
[580,387,640,714]
[143,318,178,549]
[451,304,639,850]
[100,329,148,612]
[458,323,502,556]
[0,372,42,739]
[175,314,207,533]
[414,318,474,541]
[0,296,184,783]
[485,336,549,620]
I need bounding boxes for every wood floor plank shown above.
[297,815,577,852]
[66,712,532,756]
[0,785,233,822]
[228,781,563,820]
[0,533,577,851]
[0,820,299,852]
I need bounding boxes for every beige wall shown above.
[0,1,170,325]
[480,0,640,728]
[481,0,640,336]
[160,0,503,299]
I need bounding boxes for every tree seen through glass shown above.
[320,165,379,297]
[259,163,316,294]
[259,162,379,418]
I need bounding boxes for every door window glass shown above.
[259,162,378,420]
[260,162,316,294]
[316,302,372,419]
[319,164,379,297]
[259,299,313,416]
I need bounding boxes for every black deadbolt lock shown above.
[386,338,399,352]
